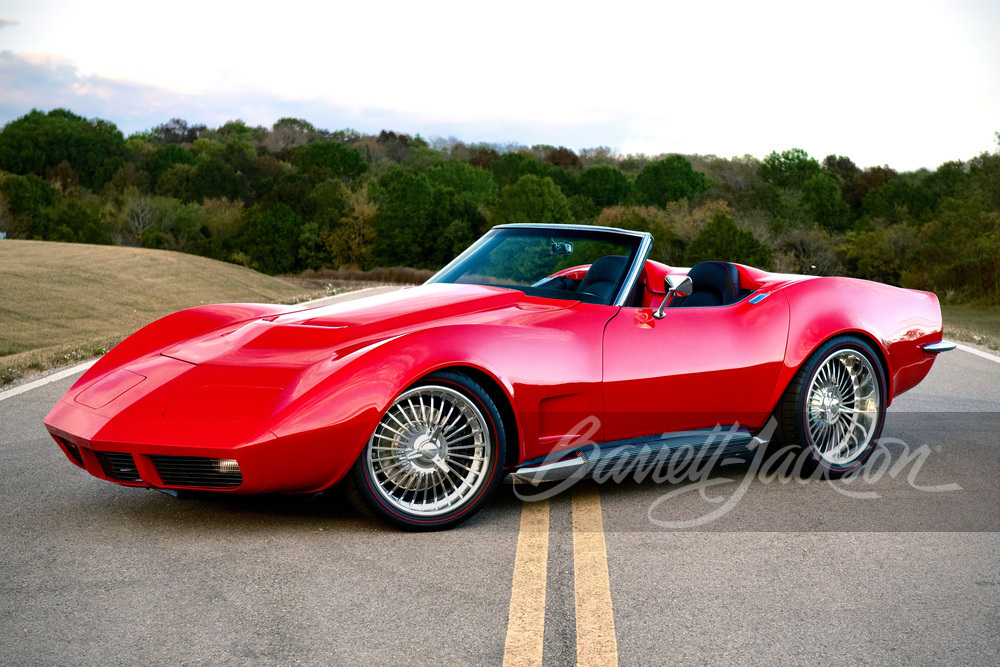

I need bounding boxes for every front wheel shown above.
[346,371,507,530]
[779,335,887,476]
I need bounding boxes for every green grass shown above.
[0,240,328,386]
[941,304,1000,351]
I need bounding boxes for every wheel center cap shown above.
[819,389,840,424]
[409,434,442,465]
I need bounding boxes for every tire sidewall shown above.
[352,372,506,530]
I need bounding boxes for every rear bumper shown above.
[922,340,957,353]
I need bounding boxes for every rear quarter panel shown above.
[771,277,942,410]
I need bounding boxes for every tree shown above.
[842,165,897,216]
[966,151,1000,211]
[492,175,573,226]
[596,206,684,265]
[492,152,536,189]
[143,144,196,190]
[923,160,967,200]
[0,109,126,188]
[468,147,501,170]
[862,177,936,224]
[631,155,709,207]
[323,185,378,269]
[295,141,368,181]
[544,147,581,170]
[195,197,245,259]
[578,166,631,208]
[190,159,243,201]
[376,130,412,163]
[800,172,850,231]
[778,226,843,275]
[821,154,860,185]
[370,169,435,266]
[264,117,321,152]
[155,164,195,200]
[425,186,490,265]
[239,203,302,274]
[123,196,157,245]
[426,161,498,205]
[0,173,57,222]
[31,195,113,244]
[839,225,917,286]
[45,161,80,196]
[684,212,773,269]
[151,118,206,145]
[759,148,820,189]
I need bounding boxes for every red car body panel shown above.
[45,254,945,496]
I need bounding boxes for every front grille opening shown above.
[149,456,243,489]
[57,437,85,467]
[94,451,142,482]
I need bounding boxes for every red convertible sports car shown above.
[45,224,954,528]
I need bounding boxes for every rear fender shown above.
[766,278,942,412]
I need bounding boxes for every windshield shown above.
[427,226,646,305]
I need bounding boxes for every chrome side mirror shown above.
[653,275,693,319]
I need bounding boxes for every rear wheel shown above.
[346,371,506,530]
[779,335,886,476]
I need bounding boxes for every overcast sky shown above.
[0,0,997,171]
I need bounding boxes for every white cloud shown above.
[0,0,997,170]
[0,50,636,152]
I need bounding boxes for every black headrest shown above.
[578,255,627,301]
[582,255,627,285]
[675,261,741,307]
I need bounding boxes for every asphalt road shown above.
[2,347,998,665]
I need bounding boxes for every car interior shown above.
[547,258,754,308]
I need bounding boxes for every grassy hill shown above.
[0,241,322,385]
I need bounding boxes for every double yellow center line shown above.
[503,489,618,667]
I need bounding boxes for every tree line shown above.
[0,109,997,304]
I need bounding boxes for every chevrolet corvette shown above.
[45,224,954,528]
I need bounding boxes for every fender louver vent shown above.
[149,456,243,489]
[57,437,84,467]
[94,451,142,482]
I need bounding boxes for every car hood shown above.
[161,283,571,368]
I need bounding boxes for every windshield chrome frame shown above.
[425,224,653,308]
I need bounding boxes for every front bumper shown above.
[45,398,280,493]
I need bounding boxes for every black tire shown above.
[778,335,887,478]
[346,371,507,530]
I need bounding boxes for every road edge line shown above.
[0,360,98,404]
[295,285,399,308]
[955,343,1000,364]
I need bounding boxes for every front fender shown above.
[263,313,608,492]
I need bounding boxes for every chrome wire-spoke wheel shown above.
[366,385,492,518]
[805,349,881,466]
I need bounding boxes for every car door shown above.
[601,292,790,442]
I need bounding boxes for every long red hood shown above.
[160,284,553,368]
